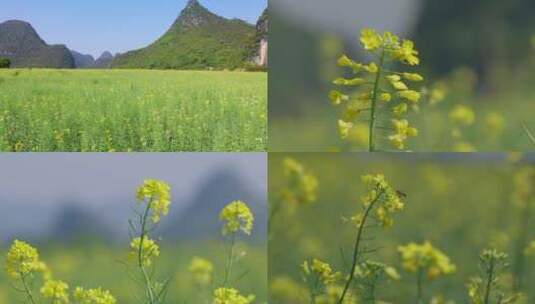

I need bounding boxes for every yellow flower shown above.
[449,105,475,126]
[393,103,408,116]
[130,237,160,267]
[333,77,366,86]
[220,200,254,235]
[388,119,418,150]
[379,93,391,102]
[189,257,213,286]
[525,241,535,256]
[302,259,341,285]
[363,62,378,73]
[485,112,505,134]
[398,90,421,103]
[136,179,171,223]
[40,280,69,303]
[282,158,318,205]
[354,261,401,281]
[398,241,456,279]
[328,90,348,105]
[337,54,362,72]
[213,288,255,304]
[315,285,357,304]
[402,73,424,82]
[338,119,353,139]
[360,28,382,51]
[74,287,117,304]
[395,40,420,65]
[359,174,405,227]
[5,240,41,279]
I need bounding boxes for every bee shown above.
[396,190,408,199]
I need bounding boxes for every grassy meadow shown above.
[0,241,267,303]
[269,153,535,303]
[0,69,266,152]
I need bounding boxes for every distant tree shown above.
[0,57,10,68]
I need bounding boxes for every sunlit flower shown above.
[282,158,318,205]
[5,240,41,279]
[302,259,341,285]
[74,287,117,304]
[40,280,69,303]
[220,200,254,235]
[189,257,213,286]
[388,119,418,150]
[213,288,255,304]
[398,241,456,279]
[130,237,160,267]
[136,179,171,223]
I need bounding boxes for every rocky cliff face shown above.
[0,20,75,68]
[253,8,268,67]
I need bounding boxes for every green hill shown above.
[112,0,257,70]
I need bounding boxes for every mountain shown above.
[161,168,267,242]
[0,20,75,68]
[112,0,258,70]
[92,51,114,68]
[70,50,95,68]
[251,8,268,67]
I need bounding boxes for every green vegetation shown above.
[0,58,10,68]
[112,1,257,70]
[269,154,535,303]
[0,69,266,152]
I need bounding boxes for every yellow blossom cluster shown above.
[352,174,405,228]
[213,287,255,304]
[136,179,171,223]
[40,279,70,303]
[73,287,117,304]
[130,237,160,267]
[220,200,254,235]
[315,285,357,304]
[301,259,342,286]
[5,239,42,279]
[448,105,476,152]
[281,158,319,205]
[398,241,456,279]
[189,256,214,286]
[329,28,423,150]
[354,260,401,281]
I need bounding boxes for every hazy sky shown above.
[0,153,266,239]
[0,0,267,57]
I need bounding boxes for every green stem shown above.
[20,274,37,304]
[368,49,385,152]
[138,200,156,304]
[483,255,495,304]
[416,269,424,304]
[512,201,531,290]
[337,191,383,304]
[223,232,237,287]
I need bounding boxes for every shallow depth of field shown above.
[0,69,266,152]
[269,153,535,303]
[0,154,267,303]
[269,0,535,152]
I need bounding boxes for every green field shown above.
[269,153,535,303]
[0,241,267,303]
[0,69,266,152]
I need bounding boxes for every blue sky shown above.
[1,0,267,57]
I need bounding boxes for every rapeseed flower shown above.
[213,287,255,304]
[388,119,418,150]
[136,179,171,223]
[358,174,405,228]
[449,105,475,126]
[40,279,69,303]
[315,285,357,304]
[73,287,117,304]
[398,241,456,279]
[330,28,423,151]
[281,158,318,206]
[5,240,41,279]
[302,259,342,285]
[130,237,160,267]
[189,257,213,286]
[220,200,254,235]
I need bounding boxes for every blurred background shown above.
[269,153,535,303]
[269,0,535,151]
[0,153,267,302]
